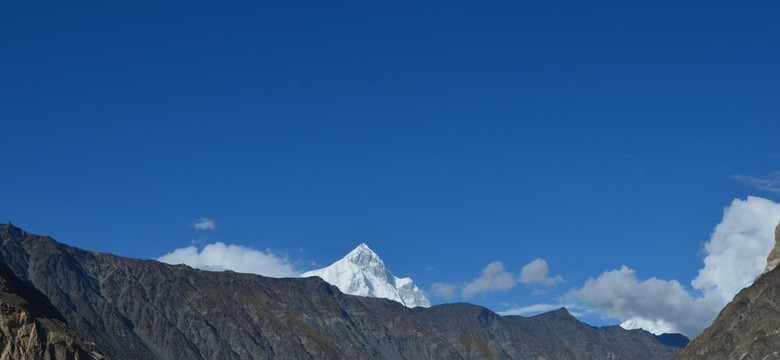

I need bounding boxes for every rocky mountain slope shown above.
[0,223,684,359]
[0,261,102,360]
[301,243,431,308]
[674,262,780,359]
[675,221,780,360]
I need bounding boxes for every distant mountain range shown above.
[0,223,686,359]
[301,243,431,308]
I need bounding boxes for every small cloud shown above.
[157,242,299,278]
[193,218,217,231]
[733,171,780,194]
[190,236,209,245]
[430,282,457,298]
[461,261,516,297]
[519,258,564,286]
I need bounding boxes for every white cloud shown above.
[430,282,457,298]
[157,242,299,278]
[691,196,780,304]
[568,196,780,337]
[567,266,708,337]
[498,303,582,317]
[519,258,564,286]
[193,218,216,231]
[733,172,780,194]
[461,261,516,297]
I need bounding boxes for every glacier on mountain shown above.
[301,243,431,308]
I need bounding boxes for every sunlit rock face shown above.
[0,262,103,360]
[762,221,780,274]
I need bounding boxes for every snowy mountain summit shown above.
[301,243,431,308]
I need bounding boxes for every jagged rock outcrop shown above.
[675,220,780,360]
[0,262,102,360]
[0,223,684,359]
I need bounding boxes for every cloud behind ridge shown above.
[158,242,299,278]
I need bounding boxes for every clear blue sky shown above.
[2,1,779,334]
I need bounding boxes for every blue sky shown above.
[2,1,779,337]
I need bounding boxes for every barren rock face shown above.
[0,262,103,360]
[762,222,780,274]
[675,250,780,359]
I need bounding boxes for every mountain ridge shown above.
[0,223,684,359]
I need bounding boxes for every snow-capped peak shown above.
[301,243,431,308]
[620,317,675,335]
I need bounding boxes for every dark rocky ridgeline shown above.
[0,261,103,359]
[0,223,684,359]
[674,221,780,360]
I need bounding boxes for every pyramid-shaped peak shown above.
[551,307,572,316]
[546,307,577,321]
[344,243,384,269]
[351,243,375,254]
[301,242,431,308]
[530,307,576,321]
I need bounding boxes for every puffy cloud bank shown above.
[692,196,780,303]
[568,266,707,336]
[568,196,780,337]
[158,242,299,278]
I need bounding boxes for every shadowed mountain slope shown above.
[0,223,683,359]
